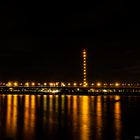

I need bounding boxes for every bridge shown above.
[0,83,140,95]
[0,49,140,95]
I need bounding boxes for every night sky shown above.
[0,1,140,82]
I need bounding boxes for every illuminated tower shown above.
[82,49,87,87]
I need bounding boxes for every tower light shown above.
[82,49,88,87]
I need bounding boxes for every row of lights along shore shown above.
[0,82,139,87]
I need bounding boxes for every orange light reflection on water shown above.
[12,95,18,134]
[43,95,47,111]
[96,96,102,140]
[6,95,18,137]
[48,95,53,133]
[55,95,59,110]
[80,96,90,140]
[30,95,36,130]
[23,95,36,139]
[114,96,122,140]
[72,96,78,135]
[24,95,30,133]
[6,95,12,135]
[67,95,71,115]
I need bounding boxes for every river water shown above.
[0,94,140,140]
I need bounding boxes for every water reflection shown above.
[13,95,18,134]
[80,96,90,140]
[1,94,139,140]
[30,95,36,136]
[23,95,36,140]
[114,96,122,140]
[6,95,18,137]
[6,95,12,135]
[24,95,30,134]
[72,96,79,139]
[96,96,103,140]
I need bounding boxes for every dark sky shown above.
[0,1,140,82]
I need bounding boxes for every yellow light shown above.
[115,83,120,87]
[38,83,41,86]
[31,82,35,86]
[104,83,108,86]
[79,83,82,86]
[55,82,59,86]
[83,82,88,87]
[61,82,65,87]
[83,51,86,54]
[49,83,53,86]
[44,83,47,86]
[73,83,77,86]
[91,83,94,86]
[68,83,71,86]
[97,83,101,87]
[14,82,18,87]
[82,49,88,87]
[7,82,12,87]
[25,82,29,86]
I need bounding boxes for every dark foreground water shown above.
[0,94,140,140]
